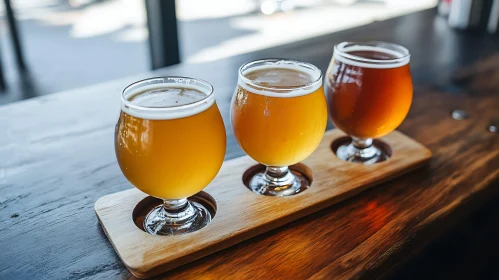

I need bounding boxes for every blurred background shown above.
[0,0,437,105]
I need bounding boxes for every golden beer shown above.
[115,77,226,235]
[116,85,226,199]
[231,59,327,196]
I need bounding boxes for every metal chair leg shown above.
[4,0,27,72]
[0,39,7,91]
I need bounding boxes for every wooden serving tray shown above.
[95,129,432,279]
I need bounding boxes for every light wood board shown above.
[95,129,432,279]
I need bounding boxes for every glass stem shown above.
[352,137,372,149]
[349,137,377,159]
[159,198,196,222]
[265,166,295,186]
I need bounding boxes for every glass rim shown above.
[121,76,214,112]
[238,58,323,92]
[334,41,410,66]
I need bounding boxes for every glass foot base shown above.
[248,169,310,196]
[336,142,389,164]
[144,200,211,236]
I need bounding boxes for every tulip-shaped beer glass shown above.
[324,42,413,164]
[115,77,226,235]
[231,59,327,196]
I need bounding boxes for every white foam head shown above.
[121,77,214,120]
[333,41,410,69]
[237,59,322,98]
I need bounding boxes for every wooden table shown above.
[1,8,498,279]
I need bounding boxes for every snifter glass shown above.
[115,77,226,235]
[324,42,413,164]
[231,59,327,196]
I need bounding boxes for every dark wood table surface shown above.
[1,8,499,279]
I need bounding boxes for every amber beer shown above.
[325,44,413,139]
[115,83,226,200]
[231,64,327,166]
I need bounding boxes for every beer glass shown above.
[115,77,226,235]
[324,42,413,164]
[231,59,327,196]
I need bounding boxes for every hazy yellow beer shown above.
[231,66,327,166]
[115,77,226,235]
[231,59,327,196]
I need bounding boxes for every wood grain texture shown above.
[390,190,499,279]
[95,130,431,278]
[1,8,499,279]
